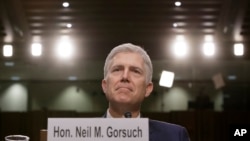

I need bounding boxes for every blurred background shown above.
[0,0,250,141]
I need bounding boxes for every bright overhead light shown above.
[56,36,74,59]
[173,23,178,27]
[159,70,175,88]
[172,35,188,58]
[3,44,13,57]
[31,43,42,56]
[66,23,72,28]
[203,42,215,56]
[62,2,70,8]
[173,42,188,57]
[202,35,215,57]
[234,43,244,56]
[175,1,182,7]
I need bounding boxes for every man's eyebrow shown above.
[130,66,144,72]
[111,64,123,68]
[110,65,143,70]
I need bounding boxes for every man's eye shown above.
[112,68,120,72]
[133,69,141,74]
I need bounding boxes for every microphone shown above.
[124,112,132,118]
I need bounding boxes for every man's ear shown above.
[145,82,153,98]
[102,79,107,94]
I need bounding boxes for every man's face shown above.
[102,52,153,108]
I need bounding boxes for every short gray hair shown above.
[103,43,153,84]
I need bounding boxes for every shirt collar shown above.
[106,109,140,118]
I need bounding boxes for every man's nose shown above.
[121,69,129,82]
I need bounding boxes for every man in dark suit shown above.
[101,43,190,141]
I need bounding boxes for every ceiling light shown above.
[203,42,215,56]
[203,35,215,57]
[175,1,182,7]
[173,23,178,27]
[56,36,74,59]
[3,44,13,57]
[62,2,70,8]
[173,41,188,57]
[66,23,72,28]
[31,43,42,56]
[172,35,188,58]
[234,43,244,56]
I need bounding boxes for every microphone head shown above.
[124,112,132,118]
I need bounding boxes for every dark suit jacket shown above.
[149,119,190,141]
[103,113,190,141]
